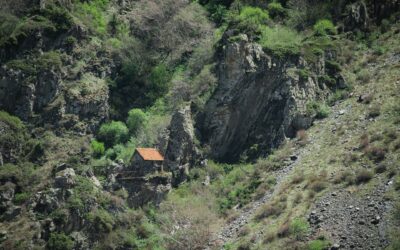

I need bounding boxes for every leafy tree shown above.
[147,64,171,102]
[98,121,129,147]
[235,6,270,34]
[126,108,147,135]
[289,217,310,240]
[314,19,336,36]
[259,26,303,56]
[268,2,287,19]
[91,140,105,157]
[47,233,74,250]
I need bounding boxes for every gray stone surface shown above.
[165,106,200,184]
[199,35,333,162]
[54,168,76,189]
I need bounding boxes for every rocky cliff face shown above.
[164,106,201,185]
[198,34,338,162]
[0,66,109,133]
[0,66,60,119]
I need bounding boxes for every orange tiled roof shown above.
[136,148,164,161]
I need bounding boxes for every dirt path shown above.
[207,146,307,249]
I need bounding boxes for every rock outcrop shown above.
[0,67,61,121]
[164,106,200,185]
[344,1,370,32]
[116,173,172,208]
[0,182,15,215]
[198,34,335,162]
[54,168,76,189]
[0,64,109,133]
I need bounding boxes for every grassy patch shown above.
[73,0,110,35]
[6,51,63,78]
[0,4,73,47]
[48,233,74,250]
[234,6,269,34]
[306,101,330,119]
[259,26,303,57]
[313,19,336,36]
[307,239,331,250]
[290,217,310,240]
[255,199,287,220]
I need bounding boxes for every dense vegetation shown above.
[0,0,399,249]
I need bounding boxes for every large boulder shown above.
[0,120,25,164]
[119,174,172,208]
[30,188,63,214]
[344,1,370,32]
[164,106,200,185]
[0,182,16,215]
[54,168,76,189]
[198,34,333,162]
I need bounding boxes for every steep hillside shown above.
[0,0,399,249]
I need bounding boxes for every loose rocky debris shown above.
[308,177,393,250]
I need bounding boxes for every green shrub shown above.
[365,146,386,162]
[307,239,330,250]
[259,26,303,56]
[355,169,373,184]
[0,163,39,191]
[380,19,390,33]
[147,64,171,102]
[309,180,327,192]
[313,19,336,36]
[394,176,400,191]
[289,217,310,240]
[334,170,356,186]
[105,144,125,160]
[206,3,228,25]
[255,200,286,220]
[47,233,74,250]
[306,101,330,119]
[220,178,262,212]
[235,6,269,34]
[50,209,69,225]
[13,192,30,205]
[87,209,115,233]
[0,111,24,130]
[41,4,74,31]
[68,176,97,211]
[126,108,147,135]
[74,0,110,34]
[388,230,400,250]
[0,3,73,47]
[393,201,400,222]
[267,2,286,19]
[91,140,105,157]
[375,164,387,174]
[368,105,381,118]
[299,68,311,81]
[0,15,55,46]
[64,36,77,46]
[98,121,129,147]
[0,13,20,46]
[327,90,349,105]
[6,51,62,76]
[206,161,225,180]
[326,60,341,72]
[356,69,372,83]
